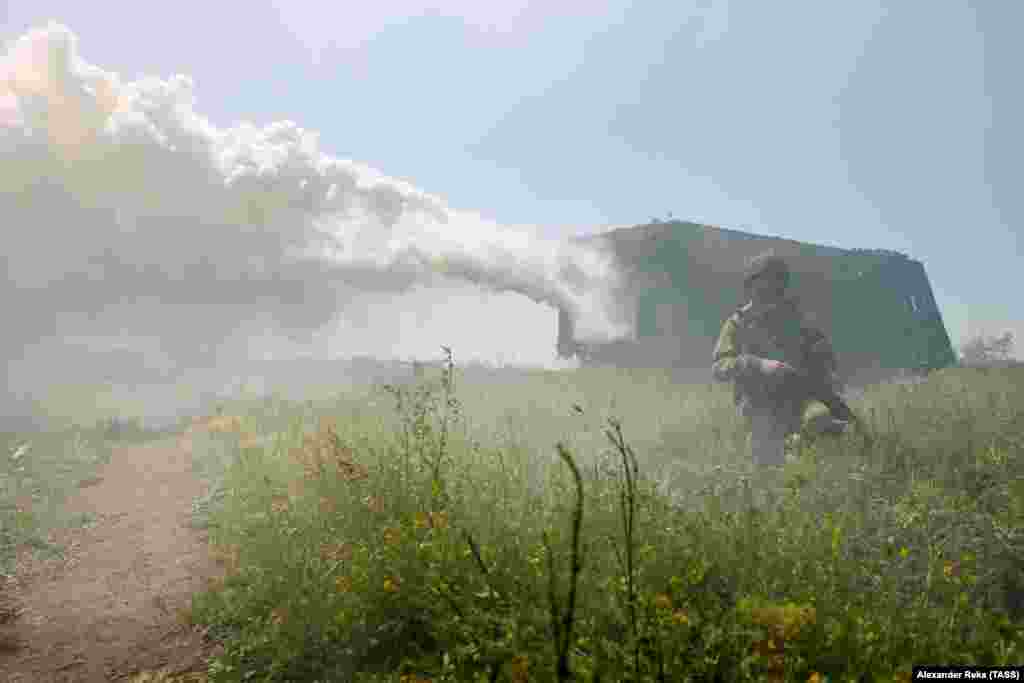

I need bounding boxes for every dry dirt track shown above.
[0,426,227,682]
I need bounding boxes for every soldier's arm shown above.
[712,316,761,382]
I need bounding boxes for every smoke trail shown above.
[1,22,630,396]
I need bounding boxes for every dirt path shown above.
[0,427,227,682]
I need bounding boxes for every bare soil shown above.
[0,426,227,681]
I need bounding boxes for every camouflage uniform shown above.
[712,254,841,466]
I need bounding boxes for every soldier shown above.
[712,252,848,467]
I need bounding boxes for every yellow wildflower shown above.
[414,511,430,529]
[748,603,816,641]
[653,593,672,610]
[335,575,354,593]
[430,511,449,529]
[320,542,354,563]
[672,609,691,626]
[338,458,370,481]
[213,544,242,574]
[319,496,337,515]
[808,673,823,683]
[383,527,402,546]
[383,576,401,593]
[270,495,289,515]
[206,415,242,433]
[509,654,529,683]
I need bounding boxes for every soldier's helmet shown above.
[743,252,790,289]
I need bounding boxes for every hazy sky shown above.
[3,1,1020,378]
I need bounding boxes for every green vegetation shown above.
[3,354,1022,681]
[169,354,1023,682]
[0,380,196,577]
[0,422,152,575]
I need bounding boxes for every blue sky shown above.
[4,0,1020,358]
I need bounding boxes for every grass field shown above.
[4,357,1023,681]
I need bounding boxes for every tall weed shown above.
[185,360,1024,682]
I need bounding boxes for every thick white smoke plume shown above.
[1,22,630,409]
